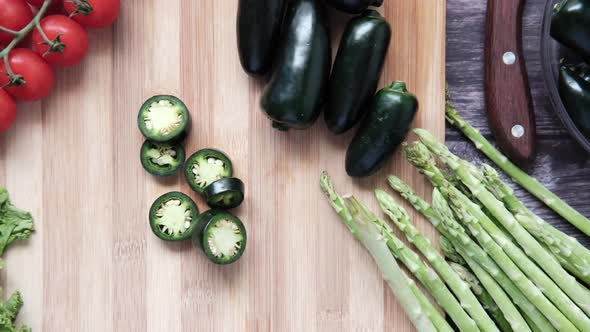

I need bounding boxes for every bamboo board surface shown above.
[0,1,445,331]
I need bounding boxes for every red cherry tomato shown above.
[32,15,88,67]
[25,0,62,11]
[63,0,120,29]
[0,89,17,132]
[0,48,55,101]
[0,0,34,46]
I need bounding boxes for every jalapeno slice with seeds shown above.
[203,177,245,209]
[201,212,247,265]
[149,192,199,241]
[140,140,186,176]
[184,149,233,195]
[138,95,191,143]
[190,209,225,249]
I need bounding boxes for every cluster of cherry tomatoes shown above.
[0,0,120,132]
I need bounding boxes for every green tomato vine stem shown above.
[35,24,54,46]
[0,26,19,35]
[68,0,93,17]
[0,0,53,86]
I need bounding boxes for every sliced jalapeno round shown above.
[149,192,199,241]
[138,95,191,143]
[184,149,233,195]
[190,209,225,249]
[203,177,245,209]
[201,212,247,265]
[140,140,186,176]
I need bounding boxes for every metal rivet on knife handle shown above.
[503,52,516,65]
[511,124,525,138]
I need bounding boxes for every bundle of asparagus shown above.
[320,100,590,331]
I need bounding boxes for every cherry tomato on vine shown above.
[0,0,34,46]
[32,15,88,67]
[0,89,17,132]
[0,48,55,101]
[25,0,63,11]
[63,0,120,29]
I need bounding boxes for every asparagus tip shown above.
[320,171,333,194]
[481,164,498,178]
[413,128,431,139]
[444,93,461,122]
[404,142,436,169]
[463,161,484,181]
[374,189,390,202]
[387,176,417,199]
[387,175,403,187]
[432,188,453,218]
[439,235,454,253]
[375,190,395,210]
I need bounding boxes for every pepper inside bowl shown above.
[541,0,590,153]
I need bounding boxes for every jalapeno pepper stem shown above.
[553,0,566,13]
[0,0,53,83]
[389,81,408,92]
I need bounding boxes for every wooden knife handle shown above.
[485,0,536,165]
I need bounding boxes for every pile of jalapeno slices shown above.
[138,95,248,265]
[237,0,419,178]
[138,95,190,177]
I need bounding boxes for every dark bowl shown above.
[541,0,590,153]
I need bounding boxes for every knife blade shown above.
[485,0,536,165]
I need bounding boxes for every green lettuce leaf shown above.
[0,289,31,332]
[0,188,34,256]
[0,188,33,332]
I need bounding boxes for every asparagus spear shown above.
[320,172,437,332]
[405,270,455,332]
[434,191,546,332]
[344,196,479,332]
[415,129,590,320]
[443,185,585,331]
[444,237,545,332]
[444,256,514,332]
[403,143,579,331]
[375,190,499,332]
[441,235,546,332]
[480,164,590,285]
[444,94,590,237]
[544,240,590,286]
[387,176,550,332]
[443,169,507,232]
[522,314,544,332]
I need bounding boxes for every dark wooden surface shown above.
[447,0,590,245]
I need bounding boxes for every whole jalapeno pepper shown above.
[551,0,590,61]
[559,62,590,138]
[325,10,391,134]
[236,0,286,76]
[260,0,331,131]
[345,81,418,177]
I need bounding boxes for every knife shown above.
[485,0,536,165]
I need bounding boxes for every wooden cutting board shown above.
[0,1,445,331]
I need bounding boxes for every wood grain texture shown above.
[484,0,536,164]
[447,0,590,247]
[0,1,445,331]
